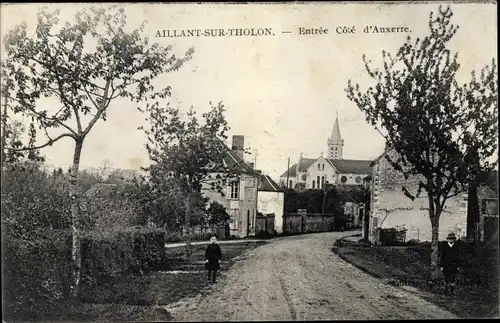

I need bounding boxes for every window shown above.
[312,181,315,189]
[318,164,320,170]
[317,176,320,188]
[322,164,325,171]
[355,176,362,183]
[341,176,347,183]
[289,180,293,188]
[335,147,338,151]
[302,174,307,181]
[229,209,240,230]
[229,181,240,199]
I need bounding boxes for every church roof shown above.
[259,174,284,192]
[280,158,372,177]
[297,158,317,172]
[329,159,373,174]
[280,163,297,178]
[329,117,342,144]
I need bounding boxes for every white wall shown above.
[306,157,336,189]
[373,190,467,242]
[257,191,285,233]
[337,173,369,185]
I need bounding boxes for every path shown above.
[166,232,456,321]
[165,239,265,249]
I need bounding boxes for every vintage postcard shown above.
[1,1,498,322]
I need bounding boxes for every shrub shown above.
[191,232,215,241]
[377,227,407,246]
[2,230,72,320]
[80,228,166,285]
[165,232,184,243]
[255,230,272,239]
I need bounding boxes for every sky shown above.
[1,2,497,180]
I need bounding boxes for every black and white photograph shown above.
[1,1,498,321]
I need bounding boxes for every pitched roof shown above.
[297,158,317,172]
[329,159,373,174]
[329,116,342,144]
[279,163,297,178]
[370,147,395,166]
[210,137,259,176]
[84,183,118,197]
[259,174,284,192]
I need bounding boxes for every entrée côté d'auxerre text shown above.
[155,25,411,38]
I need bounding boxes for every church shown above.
[279,116,373,190]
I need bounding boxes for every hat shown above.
[446,232,457,241]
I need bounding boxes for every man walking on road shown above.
[440,232,460,296]
[205,235,222,283]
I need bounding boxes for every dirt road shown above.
[166,232,456,321]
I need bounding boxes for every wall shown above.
[284,213,337,234]
[202,173,258,238]
[337,173,369,185]
[256,215,275,235]
[306,157,336,189]
[370,148,468,242]
[279,176,296,190]
[257,191,285,233]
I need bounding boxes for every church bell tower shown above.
[327,113,344,159]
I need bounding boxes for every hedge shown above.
[80,227,167,285]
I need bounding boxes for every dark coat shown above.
[205,243,222,270]
[440,243,460,269]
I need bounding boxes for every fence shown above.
[284,213,350,234]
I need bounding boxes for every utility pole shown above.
[254,149,257,169]
[286,158,290,189]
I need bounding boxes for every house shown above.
[257,173,285,234]
[368,146,499,243]
[279,116,373,190]
[202,135,260,238]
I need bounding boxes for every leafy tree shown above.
[140,102,243,258]
[346,6,498,280]
[1,5,193,298]
[205,201,231,228]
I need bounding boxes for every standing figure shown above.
[440,232,460,296]
[205,235,222,283]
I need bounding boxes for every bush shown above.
[255,230,272,239]
[2,230,72,320]
[191,232,215,241]
[165,232,184,243]
[377,227,407,246]
[80,228,166,285]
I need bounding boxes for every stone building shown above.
[202,135,260,238]
[368,146,498,243]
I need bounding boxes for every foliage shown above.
[284,185,369,213]
[80,228,166,284]
[139,101,245,240]
[376,227,408,246]
[2,230,72,320]
[2,5,194,153]
[1,162,71,236]
[205,201,230,227]
[345,5,497,278]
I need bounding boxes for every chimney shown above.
[232,135,244,160]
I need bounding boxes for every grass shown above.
[332,241,499,318]
[5,241,268,322]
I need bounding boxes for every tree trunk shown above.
[184,195,192,259]
[428,194,440,282]
[1,96,8,165]
[69,138,84,299]
[467,177,480,241]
